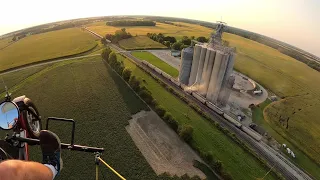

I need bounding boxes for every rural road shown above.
[80,27,314,180]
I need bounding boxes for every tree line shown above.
[102,28,132,43]
[147,33,209,51]
[106,20,156,26]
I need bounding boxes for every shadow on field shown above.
[103,61,149,115]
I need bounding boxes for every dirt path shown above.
[126,110,205,179]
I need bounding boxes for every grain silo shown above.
[211,53,230,102]
[195,46,208,84]
[200,49,216,96]
[206,51,224,101]
[177,22,236,107]
[217,76,235,107]
[178,47,194,85]
[188,44,202,85]
[217,53,236,104]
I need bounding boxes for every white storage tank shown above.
[189,44,202,85]
[178,47,194,85]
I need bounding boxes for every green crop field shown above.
[131,51,179,78]
[116,54,276,180]
[0,57,172,180]
[0,28,97,72]
[118,36,167,50]
[0,65,50,94]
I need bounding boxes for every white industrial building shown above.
[178,23,236,107]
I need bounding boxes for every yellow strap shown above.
[96,165,99,180]
[97,157,126,180]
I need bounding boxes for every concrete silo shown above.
[217,76,235,107]
[195,46,207,84]
[200,49,216,96]
[178,47,194,85]
[212,53,230,102]
[217,53,236,104]
[206,51,224,101]
[188,44,202,85]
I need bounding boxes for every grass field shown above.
[118,36,167,50]
[252,99,320,179]
[131,51,179,78]
[116,53,277,180]
[0,28,97,72]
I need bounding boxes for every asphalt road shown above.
[83,27,314,180]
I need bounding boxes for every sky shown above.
[0,0,319,56]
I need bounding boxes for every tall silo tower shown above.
[178,21,236,107]
[189,44,202,85]
[178,46,194,85]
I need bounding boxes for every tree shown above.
[158,37,164,44]
[212,160,222,173]
[122,68,132,82]
[178,125,193,142]
[128,76,141,92]
[163,41,171,47]
[108,52,117,66]
[139,89,154,104]
[196,36,208,43]
[101,47,112,61]
[155,105,166,117]
[105,34,113,41]
[180,44,189,50]
[181,36,191,45]
[171,42,183,50]
[101,37,107,45]
[164,36,176,43]
[203,151,213,163]
[163,112,178,131]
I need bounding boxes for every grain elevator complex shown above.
[178,23,235,107]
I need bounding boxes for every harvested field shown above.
[126,110,206,179]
